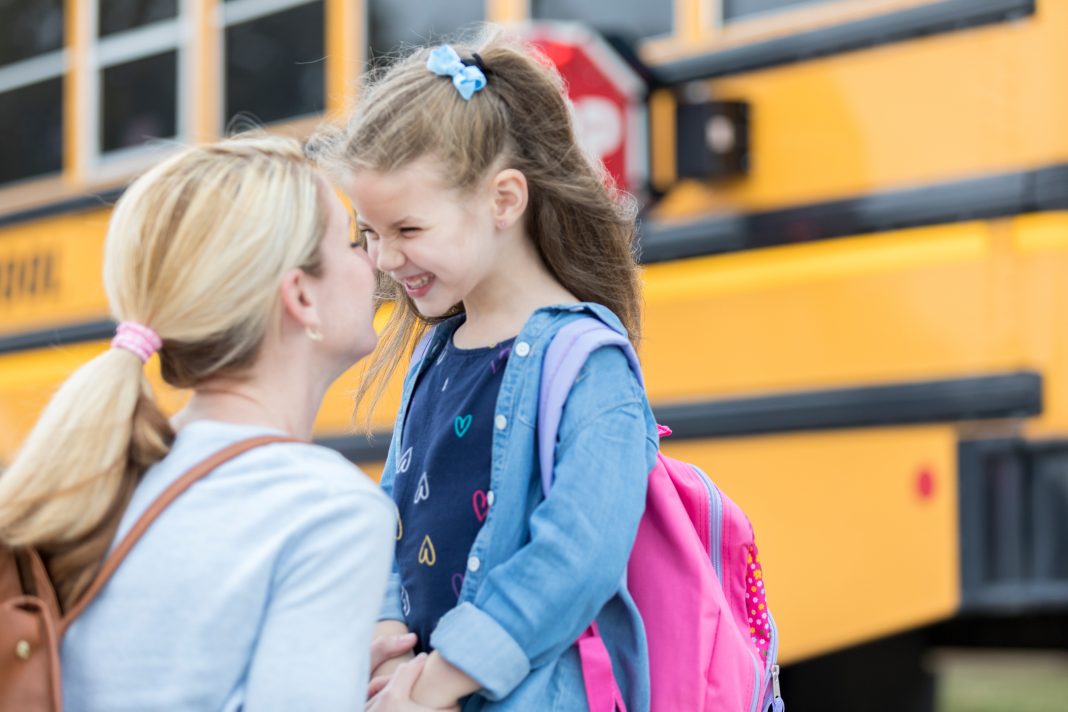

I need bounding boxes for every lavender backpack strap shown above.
[407,329,436,378]
[537,318,642,712]
[537,317,643,497]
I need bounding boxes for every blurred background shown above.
[2,1,1068,710]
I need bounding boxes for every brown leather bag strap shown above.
[59,434,301,634]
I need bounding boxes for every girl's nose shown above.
[373,239,404,272]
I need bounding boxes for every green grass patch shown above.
[935,649,1068,712]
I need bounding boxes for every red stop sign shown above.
[519,23,647,197]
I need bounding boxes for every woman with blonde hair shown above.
[0,135,395,710]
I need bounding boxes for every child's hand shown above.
[365,654,460,712]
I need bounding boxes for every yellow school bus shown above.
[3,1,1067,709]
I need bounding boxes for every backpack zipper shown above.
[688,464,722,578]
[761,613,782,710]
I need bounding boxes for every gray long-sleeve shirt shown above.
[61,420,393,711]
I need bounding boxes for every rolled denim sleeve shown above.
[430,346,657,700]
[378,572,405,622]
[431,602,530,696]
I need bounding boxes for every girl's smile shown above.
[401,272,435,298]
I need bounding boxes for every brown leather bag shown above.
[0,435,297,711]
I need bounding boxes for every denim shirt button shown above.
[495,414,508,430]
[467,556,481,572]
[514,341,531,357]
[486,490,495,506]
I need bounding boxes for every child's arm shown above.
[409,652,480,707]
[367,654,463,712]
[426,347,657,702]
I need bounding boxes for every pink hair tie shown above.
[111,321,163,363]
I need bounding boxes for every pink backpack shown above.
[539,318,783,712]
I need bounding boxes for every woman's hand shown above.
[371,631,418,675]
[368,632,418,698]
[365,654,460,712]
[368,622,418,697]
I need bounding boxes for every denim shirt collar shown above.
[420,302,627,367]
[389,301,624,465]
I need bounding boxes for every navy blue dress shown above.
[393,334,515,652]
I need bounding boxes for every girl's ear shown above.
[491,168,528,230]
[278,267,321,335]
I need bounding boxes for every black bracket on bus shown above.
[675,98,749,181]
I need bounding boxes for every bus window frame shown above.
[219,0,330,132]
[645,0,966,64]
[76,2,188,184]
[0,0,350,219]
[0,27,67,196]
[521,0,676,45]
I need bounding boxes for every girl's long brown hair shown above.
[310,27,643,424]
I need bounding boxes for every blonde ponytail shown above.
[0,134,327,610]
[0,349,172,606]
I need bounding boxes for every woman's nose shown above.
[355,246,374,268]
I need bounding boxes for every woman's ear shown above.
[491,168,528,230]
[278,267,321,335]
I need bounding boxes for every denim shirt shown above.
[378,303,659,711]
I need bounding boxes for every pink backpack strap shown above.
[577,623,629,712]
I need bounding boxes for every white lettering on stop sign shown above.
[573,95,624,163]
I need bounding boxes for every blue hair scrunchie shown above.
[426,44,486,101]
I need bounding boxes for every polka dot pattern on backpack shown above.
[746,544,772,660]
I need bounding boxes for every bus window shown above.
[723,0,826,22]
[0,0,63,65]
[102,51,177,152]
[95,1,183,156]
[0,80,63,185]
[366,0,483,65]
[0,0,64,185]
[531,0,671,42]
[224,1,325,127]
[98,0,177,37]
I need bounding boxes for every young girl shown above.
[0,136,395,710]
[315,31,659,711]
